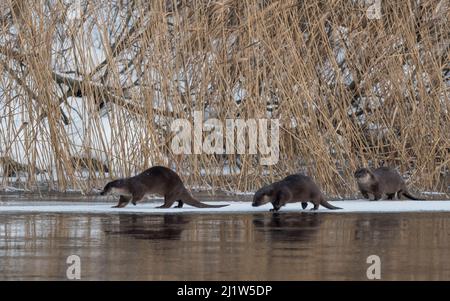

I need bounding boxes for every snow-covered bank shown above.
[1,200,450,214]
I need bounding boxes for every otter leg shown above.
[387,193,395,200]
[372,192,382,201]
[361,191,370,199]
[311,203,320,211]
[301,202,308,209]
[269,189,291,212]
[130,191,145,206]
[370,184,382,201]
[270,201,281,212]
[175,201,184,208]
[112,195,131,208]
[310,192,322,210]
[157,195,176,208]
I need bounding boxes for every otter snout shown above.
[354,168,372,184]
[252,194,271,207]
[100,184,112,196]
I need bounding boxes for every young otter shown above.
[354,167,422,200]
[252,174,342,212]
[100,166,229,209]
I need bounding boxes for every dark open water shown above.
[1,210,450,280]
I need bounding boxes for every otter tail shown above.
[320,198,342,210]
[183,193,229,208]
[402,191,423,201]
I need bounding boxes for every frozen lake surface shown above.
[1,194,450,280]
[2,199,450,214]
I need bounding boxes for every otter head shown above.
[354,168,374,184]
[100,179,129,196]
[252,185,275,207]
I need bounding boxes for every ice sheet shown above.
[1,200,450,214]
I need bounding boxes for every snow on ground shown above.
[1,200,450,214]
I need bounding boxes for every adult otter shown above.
[252,174,342,212]
[100,166,229,209]
[354,167,422,200]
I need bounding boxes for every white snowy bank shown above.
[1,200,450,214]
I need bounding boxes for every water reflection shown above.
[252,212,321,242]
[1,212,450,280]
[105,215,189,240]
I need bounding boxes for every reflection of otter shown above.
[252,174,341,212]
[354,167,423,200]
[100,166,229,209]
[105,214,190,240]
[252,212,322,242]
[0,156,46,177]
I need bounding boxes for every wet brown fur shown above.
[252,174,341,212]
[354,167,423,201]
[100,166,228,209]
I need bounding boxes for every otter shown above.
[100,166,229,209]
[252,174,342,212]
[354,167,422,200]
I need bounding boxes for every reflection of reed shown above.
[1,213,450,280]
[0,213,105,280]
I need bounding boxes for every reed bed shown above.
[0,0,449,196]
